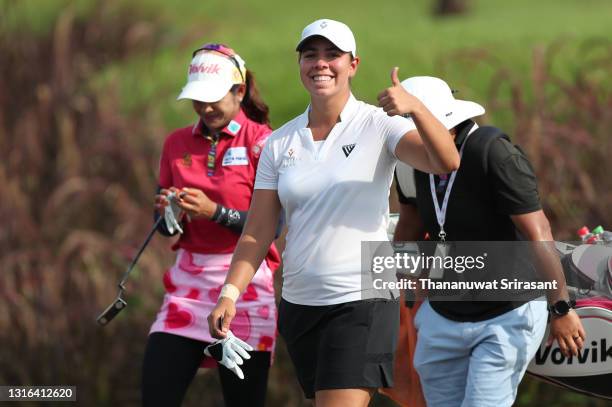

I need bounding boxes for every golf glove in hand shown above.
[204,331,253,379]
[164,192,184,234]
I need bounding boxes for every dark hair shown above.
[231,70,270,125]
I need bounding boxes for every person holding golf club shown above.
[207,19,459,406]
[142,43,281,407]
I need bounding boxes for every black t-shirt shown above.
[413,120,542,321]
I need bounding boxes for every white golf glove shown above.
[204,331,253,379]
[164,192,184,234]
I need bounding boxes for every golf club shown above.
[96,216,163,326]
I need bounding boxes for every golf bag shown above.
[526,239,612,400]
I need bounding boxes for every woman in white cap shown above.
[207,20,460,406]
[142,43,281,407]
[396,76,585,407]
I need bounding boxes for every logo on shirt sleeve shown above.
[251,136,268,158]
[222,147,249,166]
[342,143,356,157]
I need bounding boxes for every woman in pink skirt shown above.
[142,43,280,407]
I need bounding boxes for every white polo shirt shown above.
[255,94,416,305]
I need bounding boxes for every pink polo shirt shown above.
[159,108,280,270]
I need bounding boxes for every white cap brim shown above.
[177,80,232,103]
[438,99,485,130]
[177,52,241,103]
[296,34,354,54]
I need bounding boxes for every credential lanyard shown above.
[429,132,473,241]
[206,132,220,177]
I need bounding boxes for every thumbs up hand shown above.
[377,67,421,117]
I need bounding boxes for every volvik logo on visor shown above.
[189,64,222,75]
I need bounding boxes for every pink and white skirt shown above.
[149,249,277,366]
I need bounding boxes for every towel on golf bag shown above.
[561,244,612,298]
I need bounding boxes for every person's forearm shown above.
[531,241,570,303]
[511,211,570,303]
[409,104,460,174]
[221,191,280,294]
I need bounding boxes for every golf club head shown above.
[96,297,127,326]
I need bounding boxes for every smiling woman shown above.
[206,18,459,407]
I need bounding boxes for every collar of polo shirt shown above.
[192,108,248,138]
[299,93,359,129]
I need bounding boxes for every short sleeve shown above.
[488,138,541,215]
[374,111,416,157]
[253,136,278,190]
[250,126,273,169]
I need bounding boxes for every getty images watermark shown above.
[360,241,562,301]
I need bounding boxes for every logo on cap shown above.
[320,21,328,29]
[189,63,221,75]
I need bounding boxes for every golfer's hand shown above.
[154,187,180,217]
[377,67,423,117]
[204,331,253,380]
[208,297,236,339]
[547,310,585,357]
[177,187,218,220]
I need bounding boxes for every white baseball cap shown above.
[296,19,356,56]
[177,51,245,103]
[400,76,485,129]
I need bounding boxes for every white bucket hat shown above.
[296,19,356,56]
[400,76,485,129]
[177,51,245,103]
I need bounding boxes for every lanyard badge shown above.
[427,132,473,278]
[205,133,219,176]
[429,131,473,242]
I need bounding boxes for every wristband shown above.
[212,204,242,227]
[219,283,240,302]
[211,204,225,222]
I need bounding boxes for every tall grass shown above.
[436,39,612,238]
[0,3,173,405]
